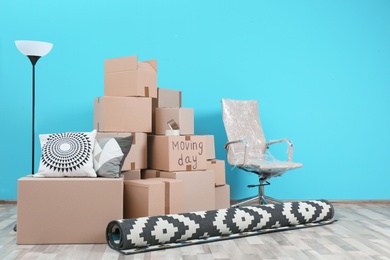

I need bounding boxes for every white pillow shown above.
[35,129,97,177]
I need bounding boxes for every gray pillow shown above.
[93,135,134,177]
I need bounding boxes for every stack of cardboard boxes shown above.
[16,55,230,245]
[95,55,230,218]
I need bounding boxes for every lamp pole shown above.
[29,56,40,174]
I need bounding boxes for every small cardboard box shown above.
[143,178,184,214]
[96,132,147,170]
[148,135,207,172]
[207,159,226,186]
[17,176,123,244]
[204,135,216,160]
[104,55,157,98]
[141,169,161,179]
[124,179,165,218]
[157,88,182,108]
[155,108,194,135]
[94,96,152,133]
[215,184,230,209]
[122,170,141,180]
[159,170,216,212]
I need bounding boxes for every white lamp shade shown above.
[15,40,53,57]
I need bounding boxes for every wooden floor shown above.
[1,202,390,259]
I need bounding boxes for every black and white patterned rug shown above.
[106,200,336,255]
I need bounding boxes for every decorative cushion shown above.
[35,130,97,177]
[93,135,134,178]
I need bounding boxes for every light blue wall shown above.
[1,1,389,200]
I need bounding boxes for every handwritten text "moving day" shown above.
[171,140,204,169]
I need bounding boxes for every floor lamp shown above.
[15,40,53,175]
[14,40,53,232]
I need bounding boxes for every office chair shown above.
[221,99,303,206]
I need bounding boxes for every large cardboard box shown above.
[104,56,157,98]
[96,132,147,170]
[159,170,215,212]
[143,178,184,214]
[155,108,194,135]
[94,96,152,133]
[17,176,123,244]
[124,179,165,218]
[215,185,230,209]
[207,159,226,186]
[157,88,182,108]
[148,135,207,172]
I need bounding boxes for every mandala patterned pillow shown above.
[35,130,97,177]
[93,135,134,178]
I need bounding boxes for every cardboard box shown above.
[159,170,215,212]
[124,179,165,218]
[154,108,194,135]
[157,88,182,108]
[96,132,147,170]
[207,159,226,186]
[152,88,182,134]
[17,176,123,244]
[122,170,141,180]
[215,185,230,209]
[141,169,161,179]
[152,98,158,134]
[143,178,184,214]
[204,135,216,160]
[94,96,152,133]
[104,56,157,98]
[148,135,207,172]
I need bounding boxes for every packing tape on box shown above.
[165,130,181,136]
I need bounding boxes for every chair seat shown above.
[236,161,303,180]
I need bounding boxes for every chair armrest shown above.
[266,139,294,162]
[224,139,249,165]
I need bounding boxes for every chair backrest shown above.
[221,99,267,165]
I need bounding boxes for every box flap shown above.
[143,59,157,72]
[138,61,157,73]
[104,56,138,73]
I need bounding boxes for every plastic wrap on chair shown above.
[221,99,302,177]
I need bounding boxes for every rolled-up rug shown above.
[107,200,335,255]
